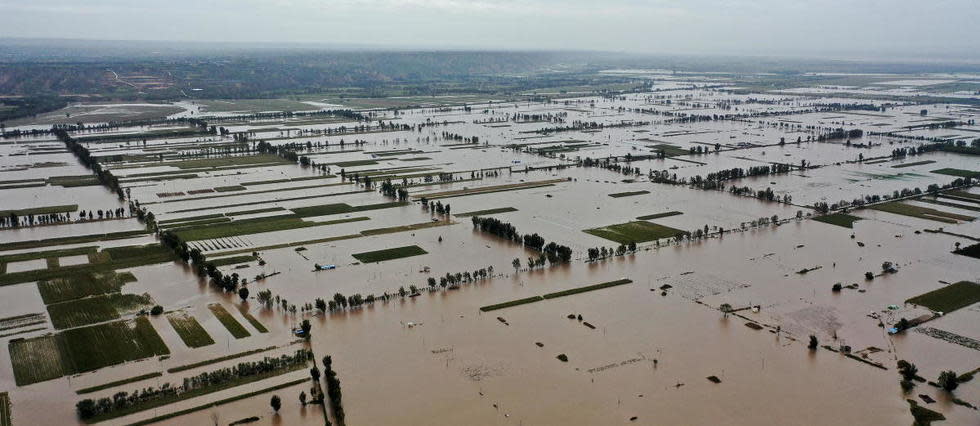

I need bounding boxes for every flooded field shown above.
[1,73,979,426]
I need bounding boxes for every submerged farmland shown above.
[0,75,979,425]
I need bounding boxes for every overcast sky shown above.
[1,0,977,59]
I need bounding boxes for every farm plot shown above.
[906,281,980,313]
[208,304,251,339]
[8,335,66,386]
[46,293,154,329]
[37,271,137,304]
[166,312,215,348]
[584,221,688,244]
[8,317,169,385]
[812,213,863,228]
[869,201,974,223]
[352,245,428,263]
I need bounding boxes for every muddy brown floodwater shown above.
[1,75,979,425]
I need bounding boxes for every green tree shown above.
[897,360,918,381]
[301,319,312,338]
[271,395,282,412]
[238,286,249,302]
[938,370,959,391]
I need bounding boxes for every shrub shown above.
[150,305,164,315]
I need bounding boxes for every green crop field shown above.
[0,230,148,252]
[584,221,688,244]
[931,168,980,178]
[352,245,428,263]
[0,391,10,426]
[208,304,251,339]
[37,271,137,305]
[542,279,633,299]
[290,201,407,217]
[207,255,257,267]
[173,215,368,241]
[870,202,974,223]
[0,244,171,287]
[890,160,936,168]
[166,313,215,348]
[76,372,163,394]
[47,293,153,329]
[608,190,650,198]
[238,308,268,333]
[636,211,682,220]
[8,335,66,386]
[454,207,519,217]
[906,281,980,313]
[480,279,633,312]
[9,317,169,385]
[812,213,863,228]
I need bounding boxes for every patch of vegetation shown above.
[542,279,633,299]
[225,207,287,216]
[890,160,936,168]
[157,213,225,225]
[812,213,863,228]
[76,372,163,395]
[160,216,232,229]
[240,175,336,186]
[480,296,545,312]
[0,246,95,265]
[646,143,688,156]
[953,243,980,259]
[636,211,682,220]
[415,178,565,200]
[155,154,291,170]
[0,229,149,251]
[214,185,246,192]
[931,168,980,178]
[353,245,428,263]
[290,201,407,217]
[10,318,169,385]
[238,308,268,333]
[208,255,257,267]
[907,399,945,426]
[454,207,519,217]
[329,159,378,167]
[945,190,980,201]
[359,219,454,236]
[37,271,137,304]
[208,304,251,339]
[906,281,980,313]
[480,279,633,312]
[173,215,368,241]
[0,391,10,426]
[584,221,688,244]
[166,312,215,348]
[8,334,66,386]
[167,345,279,373]
[870,202,974,224]
[608,190,650,198]
[47,293,154,329]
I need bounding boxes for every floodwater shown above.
[1,75,979,425]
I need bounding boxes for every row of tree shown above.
[76,350,311,419]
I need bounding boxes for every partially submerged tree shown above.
[271,395,282,412]
[938,370,959,392]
